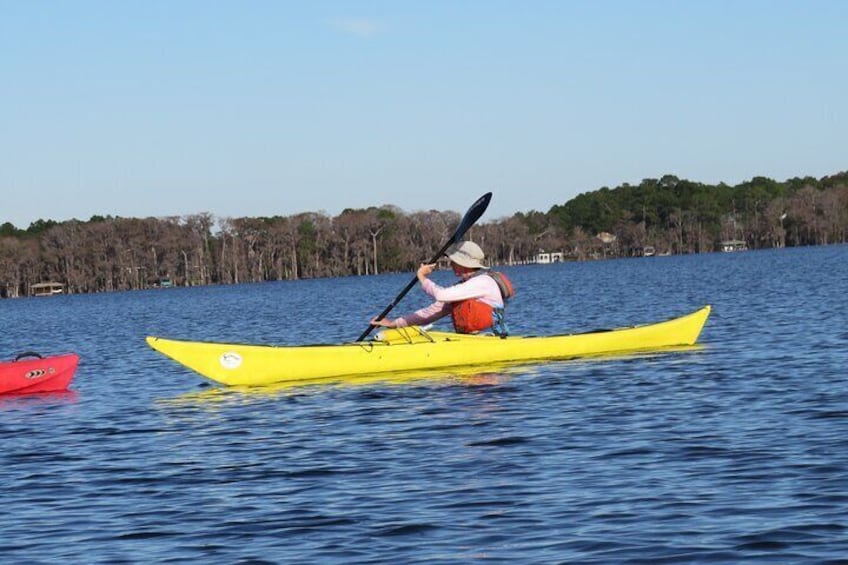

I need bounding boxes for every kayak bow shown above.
[147,306,711,387]
[0,352,79,395]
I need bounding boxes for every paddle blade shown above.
[450,192,492,245]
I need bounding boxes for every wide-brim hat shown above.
[446,240,486,269]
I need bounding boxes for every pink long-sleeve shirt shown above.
[392,273,504,328]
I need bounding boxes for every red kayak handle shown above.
[14,351,44,361]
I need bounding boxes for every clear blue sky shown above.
[2,1,846,228]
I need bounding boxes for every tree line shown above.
[1,171,846,297]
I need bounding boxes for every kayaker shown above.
[370,240,514,336]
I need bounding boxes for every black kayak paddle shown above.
[356,192,492,342]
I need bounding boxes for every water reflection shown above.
[158,346,705,408]
[159,366,519,407]
[0,390,79,410]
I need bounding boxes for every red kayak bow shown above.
[0,352,79,394]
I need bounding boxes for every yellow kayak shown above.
[146,305,711,387]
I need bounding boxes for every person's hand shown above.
[417,262,436,282]
[370,317,396,328]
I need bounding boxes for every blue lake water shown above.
[2,245,847,563]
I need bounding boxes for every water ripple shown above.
[1,246,848,562]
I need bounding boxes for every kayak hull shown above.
[0,353,79,394]
[147,306,711,387]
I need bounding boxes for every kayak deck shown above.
[146,305,711,387]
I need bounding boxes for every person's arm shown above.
[414,262,488,303]
[421,275,496,303]
[369,263,451,328]
[371,263,490,329]
[372,301,451,328]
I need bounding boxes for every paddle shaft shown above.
[357,241,455,342]
[356,192,492,342]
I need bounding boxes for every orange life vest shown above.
[450,271,515,336]
[451,300,497,334]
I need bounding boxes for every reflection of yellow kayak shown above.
[159,364,527,406]
[146,305,710,388]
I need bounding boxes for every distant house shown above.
[535,251,564,264]
[30,282,64,297]
[719,240,748,252]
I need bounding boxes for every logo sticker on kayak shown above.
[219,352,243,370]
